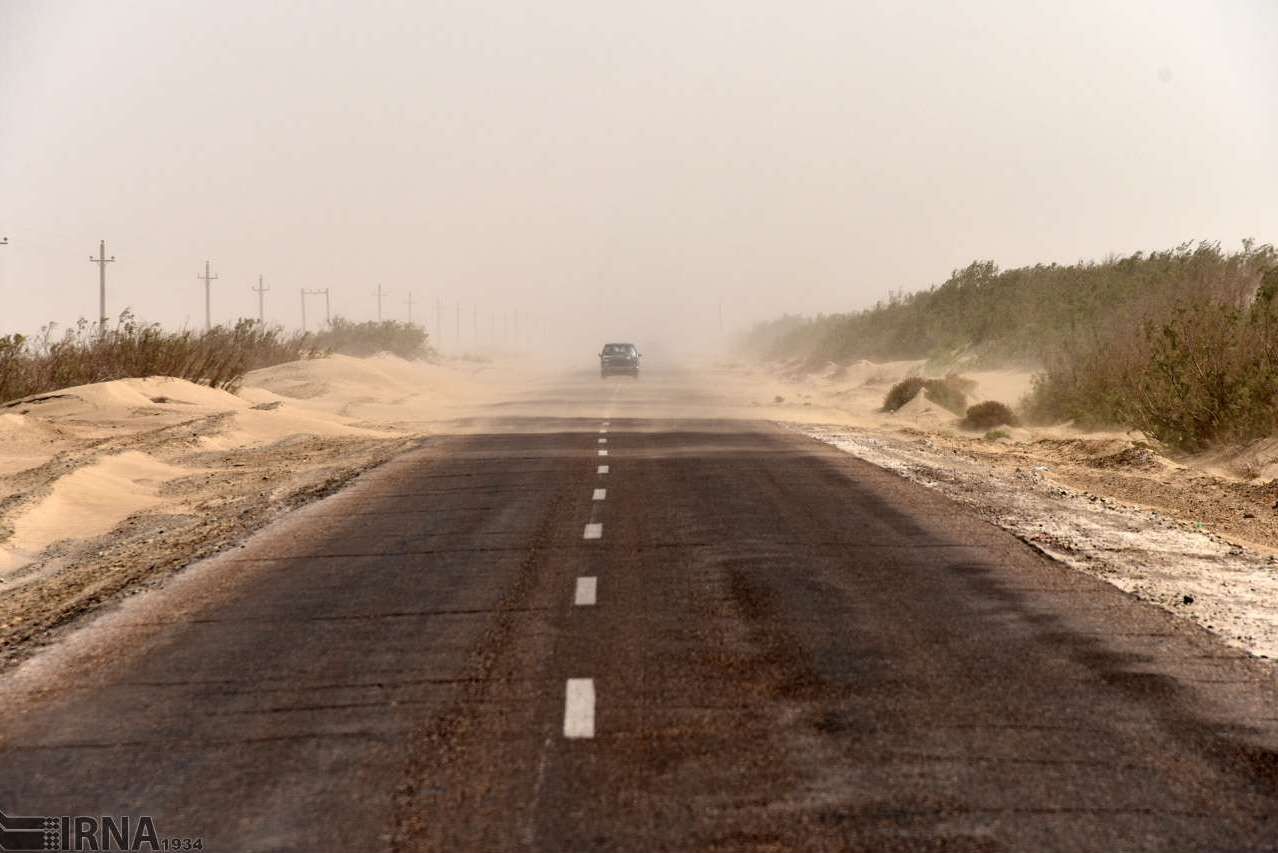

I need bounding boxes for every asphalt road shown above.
[2,368,1277,852]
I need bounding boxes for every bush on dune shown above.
[745,240,1278,451]
[921,375,969,415]
[961,401,1017,430]
[881,374,970,414]
[882,377,926,412]
[0,313,433,405]
[307,317,432,360]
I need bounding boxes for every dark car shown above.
[599,342,640,378]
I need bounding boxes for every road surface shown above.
[2,368,1277,852]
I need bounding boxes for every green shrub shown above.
[961,401,1017,430]
[984,429,1011,441]
[882,377,925,411]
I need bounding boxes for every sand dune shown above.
[0,452,196,573]
[0,354,514,662]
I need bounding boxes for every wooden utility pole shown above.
[375,283,388,322]
[405,291,416,323]
[251,275,269,323]
[197,260,219,330]
[90,240,116,332]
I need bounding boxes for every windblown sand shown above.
[0,354,510,664]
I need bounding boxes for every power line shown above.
[251,275,270,324]
[197,260,219,330]
[89,240,116,332]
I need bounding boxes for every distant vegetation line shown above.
[742,241,1278,451]
[0,315,432,405]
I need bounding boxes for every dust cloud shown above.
[1,1,1275,358]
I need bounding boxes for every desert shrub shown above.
[741,241,1274,370]
[0,313,433,405]
[922,376,969,414]
[1125,304,1275,450]
[743,240,1278,452]
[882,377,925,411]
[1,314,286,403]
[308,317,431,360]
[961,401,1017,430]
[1025,297,1278,450]
[881,375,969,414]
[984,429,1011,441]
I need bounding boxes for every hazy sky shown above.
[1,1,1275,352]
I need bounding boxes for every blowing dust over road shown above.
[3,2,1278,851]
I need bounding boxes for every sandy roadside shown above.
[10,353,1278,667]
[730,358,1278,658]
[0,354,512,667]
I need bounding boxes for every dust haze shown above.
[1,0,1276,357]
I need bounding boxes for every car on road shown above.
[599,342,640,378]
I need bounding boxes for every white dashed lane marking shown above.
[593,488,606,501]
[597,465,609,474]
[598,449,608,457]
[583,523,603,540]
[564,678,595,738]
[574,576,597,606]
[598,438,607,444]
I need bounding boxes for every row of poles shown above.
[1,238,536,347]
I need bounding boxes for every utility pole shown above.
[197,260,218,330]
[251,275,269,324]
[90,240,116,332]
[405,291,416,324]
[455,301,461,342]
[300,288,330,332]
[435,298,442,346]
[375,283,387,322]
